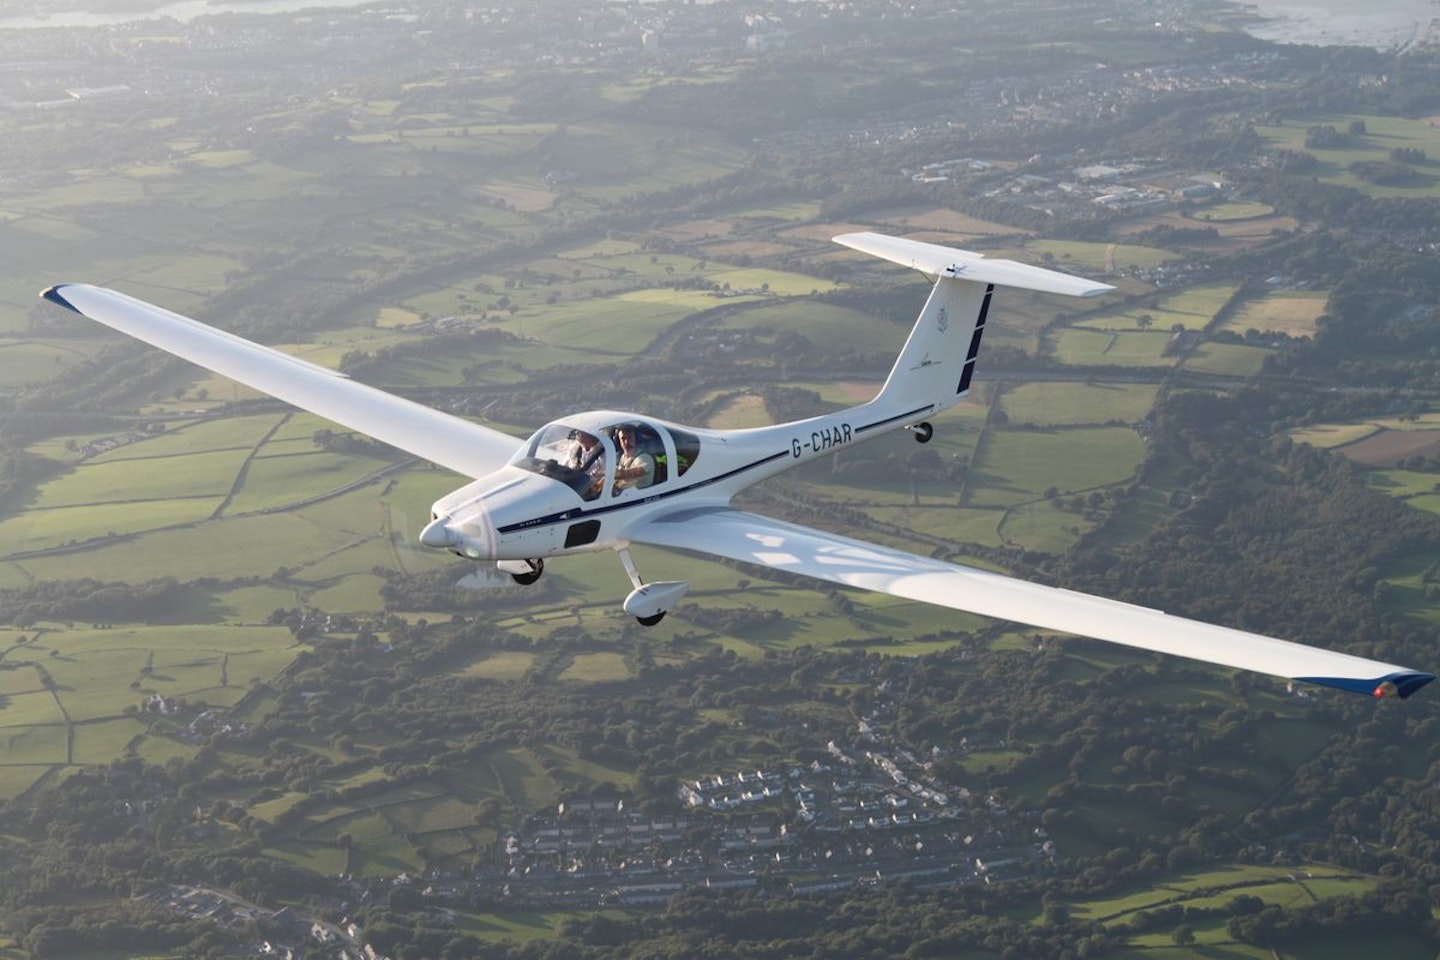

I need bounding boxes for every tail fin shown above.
[835,232,1112,415]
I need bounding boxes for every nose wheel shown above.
[910,421,934,444]
[497,558,544,585]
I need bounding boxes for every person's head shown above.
[617,426,638,451]
[576,431,597,448]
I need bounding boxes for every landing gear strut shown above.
[498,558,544,586]
[617,546,690,625]
[910,421,934,444]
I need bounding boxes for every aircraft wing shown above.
[628,506,1435,699]
[42,283,521,479]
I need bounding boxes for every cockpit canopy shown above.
[511,416,701,502]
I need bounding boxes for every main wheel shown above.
[635,611,666,626]
[510,559,544,586]
[912,421,934,444]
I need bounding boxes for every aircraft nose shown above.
[420,516,458,548]
[420,507,499,559]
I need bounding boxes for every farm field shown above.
[1256,113,1440,198]
[1221,290,1328,338]
[0,622,296,795]
[1056,862,1378,924]
[968,426,1144,504]
[1284,415,1440,515]
[1051,329,1174,367]
[1021,238,1176,272]
[1116,208,1300,248]
[999,382,1158,426]
[1072,281,1237,333]
[1179,341,1270,376]
[1058,862,1428,960]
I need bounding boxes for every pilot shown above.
[566,431,604,499]
[613,425,655,494]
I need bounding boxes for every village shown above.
[143,706,1056,960]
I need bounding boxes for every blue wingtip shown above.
[40,284,80,314]
[1297,671,1436,700]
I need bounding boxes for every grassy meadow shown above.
[1072,282,1238,333]
[1052,862,1417,960]
[1256,113,1440,198]
[1222,290,1328,338]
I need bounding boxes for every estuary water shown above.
[0,0,375,30]
[1,0,1433,51]
[1235,0,1439,51]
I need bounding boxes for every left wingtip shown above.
[40,284,81,314]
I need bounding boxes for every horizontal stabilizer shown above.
[834,232,1114,298]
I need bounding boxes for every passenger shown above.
[566,431,604,499]
[613,425,655,493]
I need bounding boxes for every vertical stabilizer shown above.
[835,232,1112,419]
[874,275,995,414]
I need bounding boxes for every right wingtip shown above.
[1390,671,1436,699]
[1298,671,1436,700]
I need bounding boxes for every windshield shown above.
[511,424,607,501]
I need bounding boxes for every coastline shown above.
[1228,0,1439,52]
[0,0,374,30]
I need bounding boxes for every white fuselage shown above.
[424,398,938,564]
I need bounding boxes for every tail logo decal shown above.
[936,306,949,334]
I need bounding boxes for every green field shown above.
[1056,863,1378,925]
[89,416,284,462]
[0,623,298,788]
[966,426,1146,507]
[1288,422,1381,449]
[1073,282,1238,333]
[1051,329,1175,367]
[0,690,65,725]
[0,724,67,765]
[1179,341,1271,376]
[999,382,1158,426]
[0,340,93,387]
[1022,239,1176,272]
[713,299,908,361]
[1222,290,1328,338]
[559,652,632,682]
[1257,113,1440,198]
[29,449,247,508]
[1190,201,1275,221]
